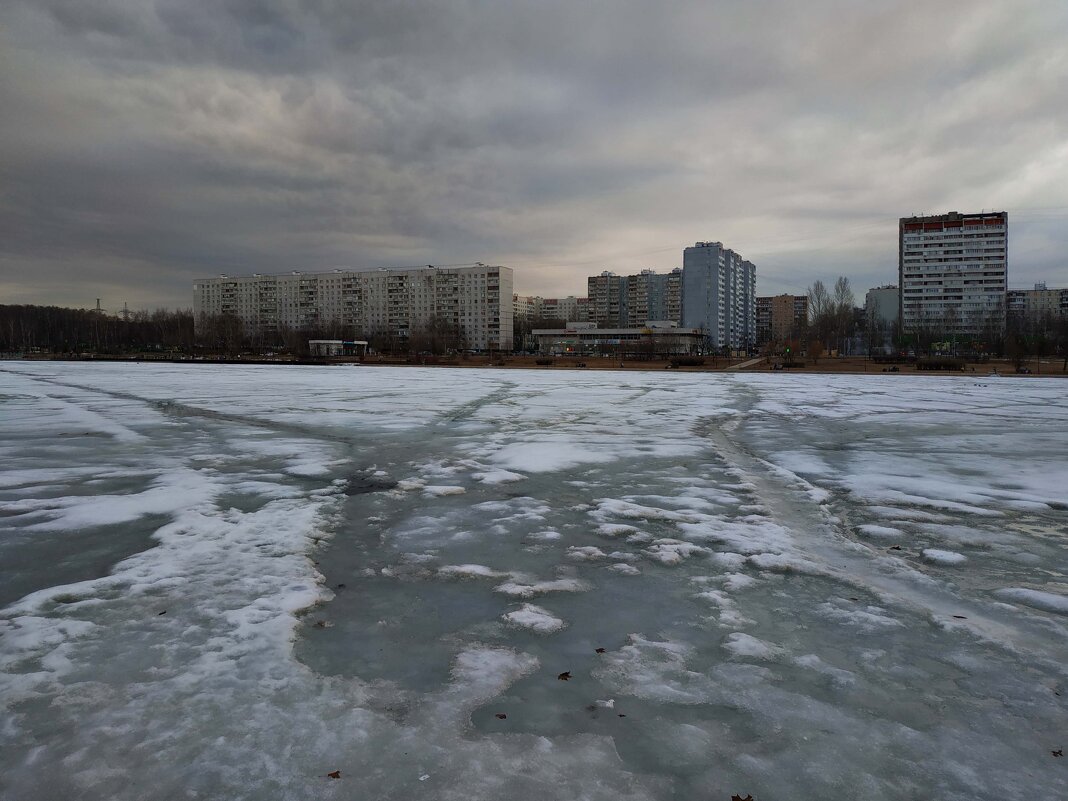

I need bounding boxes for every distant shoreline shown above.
[5,355,1066,376]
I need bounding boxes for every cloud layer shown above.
[2,0,1066,309]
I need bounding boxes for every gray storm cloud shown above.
[1,0,1066,309]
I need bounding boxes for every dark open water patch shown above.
[343,473,399,495]
[0,514,167,607]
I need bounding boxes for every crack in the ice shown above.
[3,370,366,446]
[433,382,516,423]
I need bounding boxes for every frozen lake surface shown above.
[1,362,1066,800]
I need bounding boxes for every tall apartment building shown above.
[587,272,627,327]
[658,269,684,325]
[755,295,808,345]
[899,211,1008,334]
[681,242,756,350]
[625,269,683,325]
[585,269,681,328]
[624,272,652,325]
[194,263,513,351]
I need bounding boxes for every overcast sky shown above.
[2,1,1067,311]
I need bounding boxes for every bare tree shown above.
[833,277,855,313]
[1055,312,1068,372]
[807,278,856,354]
[808,281,831,324]
[409,315,464,355]
[832,277,856,354]
[0,304,196,355]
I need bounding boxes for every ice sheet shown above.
[1,363,1066,801]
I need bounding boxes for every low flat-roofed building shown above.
[309,339,368,357]
[532,322,703,357]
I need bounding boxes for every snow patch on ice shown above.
[423,485,467,497]
[857,524,903,539]
[446,646,540,702]
[762,460,832,503]
[793,654,856,686]
[922,549,967,565]
[593,635,714,705]
[597,523,639,537]
[643,539,709,565]
[283,458,347,477]
[567,546,607,561]
[747,553,822,575]
[720,572,757,592]
[817,602,904,633]
[710,552,747,570]
[9,468,221,531]
[772,451,834,477]
[594,498,704,525]
[489,442,616,472]
[501,603,567,633]
[994,588,1068,615]
[694,589,754,628]
[438,564,510,580]
[868,505,948,522]
[471,469,525,484]
[526,529,562,542]
[493,577,592,598]
[723,632,784,661]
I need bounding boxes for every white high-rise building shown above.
[681,242,756,350]
[194,264,513,351]
[899,211,1007,334]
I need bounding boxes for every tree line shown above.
[756,278,1068,370]
[0,304,474,358]
[805,277,858,358]
[0,305,195,354]
[193,312,472,357]
[6,299,1066,367]
[1004,309,1068,371]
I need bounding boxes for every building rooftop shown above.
[196,263,504,281]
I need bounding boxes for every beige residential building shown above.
[539,296,588,323]
[513,294,589,324]
[194,264,513,351]
[756,294,808,344]
[1007,283,1067,319]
